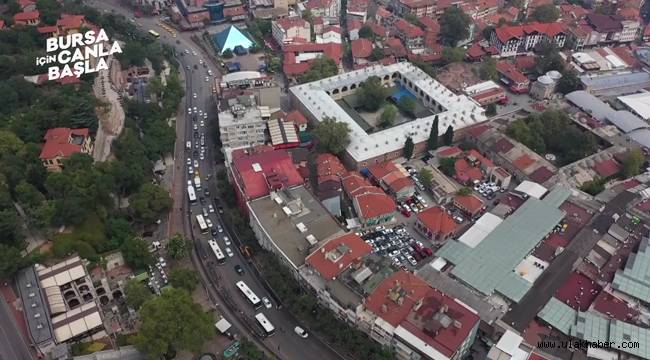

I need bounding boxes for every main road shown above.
[86,2,343,359]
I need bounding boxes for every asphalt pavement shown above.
[0,297,32,360]
[85,2,344,358]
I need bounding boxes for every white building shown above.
[219,102,269,151]
[271,17,311,48]
[490,22,567,57]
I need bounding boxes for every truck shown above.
[194,175,201,190]
[215,317,234,339]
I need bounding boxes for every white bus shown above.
[254,313,275,337]
[196,214,208,234]
[208,239,226,265]
[235,281,262,309]
[187,185,197,204]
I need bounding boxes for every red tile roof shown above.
[529,166,554,183]
[395,19,425,37]
[594,158,622,178]
[355,192,396,219]
[455,159,483,183]
[18,0,34,8]
[514,55,537,73]
[496,61,529,84]
[437,146,463,158]
[305,0,334,10]
[39,128,89,160]
[528,353,550,360]
[367,162,413,193]
[592,291,638,322]
[418,16,440,33]
[370,23,388,38]
[513,154,535,171]
[0,20,5,29]
[223,6,246,17]
[57,13,85,30]
[363,271,432,327]
[467,149,494,168]
[276,16,309,31]
[465,123,492,137]
[554,272,602,311]
[347,18,363,30]
[352,38,373,58]
[317,153,346,185]
[417,207,458,237]
[466,43,487,59]
[286,110,308,125]
[453,194,484,215]
[342,172,373,196]
[586,14,623,33]
[283,42,342,75]
[375,6,391,18]
[384,37,407,57]
[306,233,372,279]
[37,25,57,34]
[494,22,565,43]
[232,149,304,200]
[494,138,514,153]
[13,10,39,22]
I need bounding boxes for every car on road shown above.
[234,264,244,275]
[184,49,189,54]
[193,159,199,168]
[200,120,205,127]
[187,107,191,114]
[225,247,233,257]
[193,123,198,130]
[192,50,197,56]
[208,205,215,213]
[208,70,213,76]
[194,131,199,139]
[186,158,191,166]
[187,180,192,187]
[192,150,199,158]
[186,65,190,70]
[193,93,197,99]
[217,224,223,232]
[210,228,218,236]
[187,166,193,175]
[224,236,231,246]
[205,76,209,82]
[262,297,272,309]
[294,326,308,338]
[206,218,213,228]
[199,59,204,64]
[200,152,205,160]
[202,208,209,217]
[193,106,197,113]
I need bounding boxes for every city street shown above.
[87,2,343,359]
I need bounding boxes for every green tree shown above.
[535,42,564,74]
[359,25,374,39]
[428,117,439,151]
[556,70,581,94]
[124,278,152,310]
[530,4,559,22]
[403,137,414,159]
[397,96,416,117]
[439,157,456,176]
[136,288,213,359]
[267,55,281,73]
[580,177,606,195]
[236,338,265,360]
[0,244,24,280]
[222,49,233,59]
[379,104,397,128]
[482,25,495,40]
[129,183,172,224]
[167,234,188,260]
[0,209,24,248]
[369,47,384,62]
[442,47,466,63]
[299,57,338,83]
[486,103,497,117]
[169,268,199,292]
[443,125,454,145]
[439,7,471,46]
[36,0,62,25]
[313,116,351,155]
[121,237,153,270]
[105,217,133,250]
[15,180,44,209]
[623,148,645,178]
[357,76,390,112]
[457,187,472,196]
[479,57,498,81]
[418,168,433,188]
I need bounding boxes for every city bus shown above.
[254,313,275,337]
[196,214,208,234]
[235,281,262,309]
[187,185,196,204]
[208,239,226,265]
[148,29,160,38]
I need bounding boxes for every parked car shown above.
[294,326,308,338]
[225,247,233,257]
[234,264,244,275]
[262,297,272,309]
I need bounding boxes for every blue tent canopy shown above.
[214,25,254,54]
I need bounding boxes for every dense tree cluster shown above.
[506,110,597,165]
[439,7,472,46]
[299,57,338,83]
[357,76,390,112]
[313,117,351,155]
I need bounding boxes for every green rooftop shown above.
[436,186,569,302]
[538,297,577,335]
[612,237,650,303]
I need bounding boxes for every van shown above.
[186,141,191,150]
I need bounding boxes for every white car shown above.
[205,76,209,82]
[193,123,198,130]
[192,160,198,168]
[199,59,203,64]
[187,180,192,187]
[187,107,191,114]
[200,120,205,127]
[192,50,197,56]
[186,158,191,166]
[208,205,215,213]
[294,326,308,338]
[225,247,234,257]
[262,297,272,309]
[188,166,193,175]
[200,152,205,160]
[193,106,197,113]
[193,93,197,99]
[184,49,189,54]
[224,236,231,246]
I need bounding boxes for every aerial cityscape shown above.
[1,0,650,358]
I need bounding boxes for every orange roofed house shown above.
[342,172,397,227]
[305,232,372,280]
[39,128,93,172]
[489,22,566,57]
[415,206,459,241]
[13,10,40,26]
[359,271,480,360]
[366,162,415,201]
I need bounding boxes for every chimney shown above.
[381,304,388,313]
[453,320,462,329]
[413,298,424,312]
[397,296,404,306]
[440,304,448,314]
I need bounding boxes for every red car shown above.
[400,207,411,217]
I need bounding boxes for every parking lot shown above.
[359,225,435,272]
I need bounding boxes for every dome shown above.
[546,70,562,80]
[537,75,553,85]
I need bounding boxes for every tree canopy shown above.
[129,183,172,224]
[124,278,152,310]
[443,125,454,146]
[379,104,397,128]
[403,137,415,159]
[121,237,154,270]
[439,157,456,176]
[556,70,581,94]
[167,234,188,260]
[418,168,433,188]
[623,148,645,178]
[135,288,213,359]
[357,76,389,112]
[479,58,498,81]
[359,25,374,39]
[169,268,199,292]
[439,7,472,46]
[313,117,351,155]
[442,47,466,63]
[299,57,338,83]
[530,4,559,23]
[427,116,439,151]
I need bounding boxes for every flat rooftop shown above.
[436,187,571,303]
[248,185,344,269]
[16,266,53,346]
[290,62,486,162]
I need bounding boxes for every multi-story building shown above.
[13,10,40,25]
[303,0,340,19]
[394,19,425,53]
[489,22,566,57]
[367,162,415,201]
[414,206,459,241]
[39,128,93,172]
[218,103,269,151]
[571,14,640,47]
[391,0,435,18]
[271,16,311,48]
[496,61,530,94]
[359,271,480,360]
[342,172,397,227]
[283,42,343,83]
